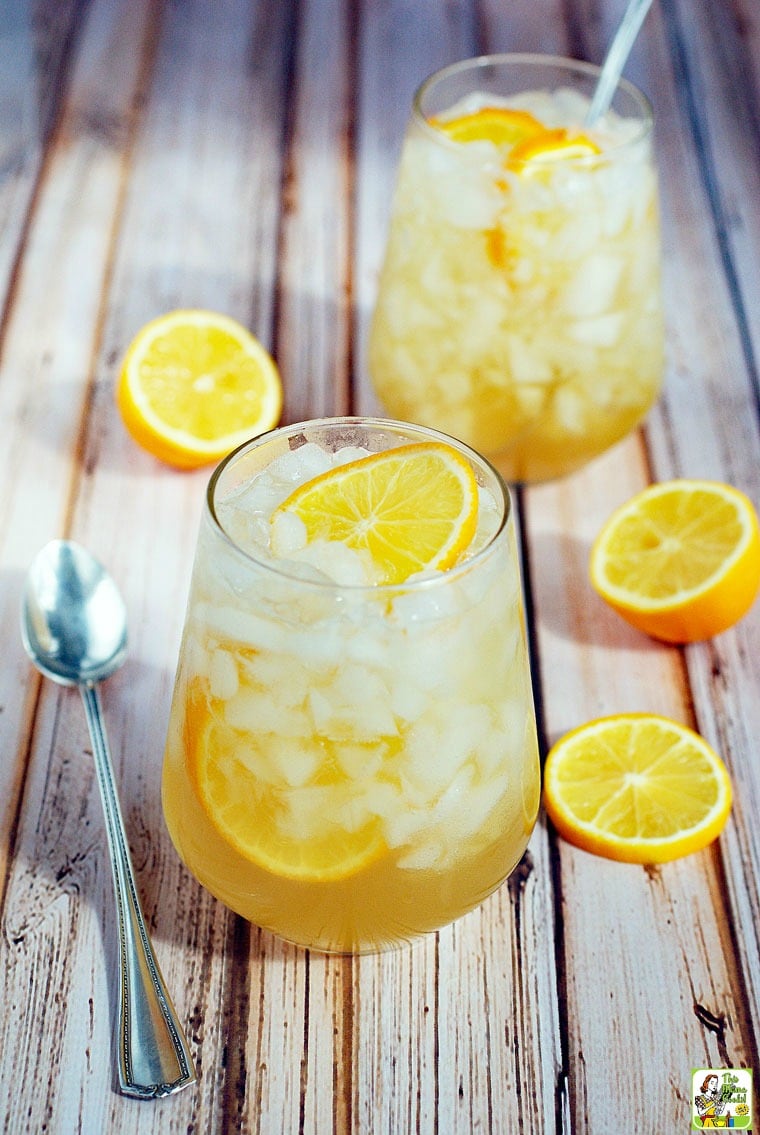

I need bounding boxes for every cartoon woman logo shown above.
[694,1073,734,1128]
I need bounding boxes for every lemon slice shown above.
[191,713,385,883]
[590,480,760,642]
[117,309,283,468]
[544,714,732,863]
[509,127,601,168]
[274,442,479,584]
[432,106,543,148]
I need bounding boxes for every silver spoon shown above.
[585,0,655,126]
[21,539,196,1100]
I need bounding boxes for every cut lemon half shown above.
[274,441,479,584]
[509,127,601,168]
[590,480,760,642]
[117,309,283,469]
[432,106,543,148]
[543,714,732,863]
[190,709,385,883]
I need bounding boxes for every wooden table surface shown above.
[2,0,759,1131]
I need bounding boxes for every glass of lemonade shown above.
[162,417,540,953]
[368,54,664,483]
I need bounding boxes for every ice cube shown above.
[268,442,332,485]
[390,680,428,722]
[336,794,375,834]
[296,539,378,585]
[468,490,505,555]
[225,686,312,737]
[197,601,289,652]
[562,254,623,318]
[307,670,398,741]
[552,86,592,129]
[382,803,432,851]
[333,740,387,780]
[441,778,504,844]
[569,311,624,346]
[505,334,555,386]
[551,385,588,434]
[238,651,308,707]
[423,148,502,229]
[270,510,307,556]
[265,735,322,787]
[390,583,461,628]
[552,206,603,260]
[208,648,239,700]
[361,779,404,822]
[395,840,446,871]
[424,762,476,827]
[219,473,283,528]
[331,446,372,467]
[279,784,336,839]
[402,705,490,798]
[181,628,208,683]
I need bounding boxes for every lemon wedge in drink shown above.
[433,106,544,148]
[188,696,386,883]
[509,127,601,169]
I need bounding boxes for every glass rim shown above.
[413,51,654,154]
[205,415,512,594]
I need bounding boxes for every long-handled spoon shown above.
[585,0,656,126]
[21,539,196,1099]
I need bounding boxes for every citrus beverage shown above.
[162,418,540,953]
[369,55,664,483]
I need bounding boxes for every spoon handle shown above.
[585,0,655,126]
[80,683,196,1099]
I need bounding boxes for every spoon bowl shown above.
[21,539,195,1100]
[22,539,127,687]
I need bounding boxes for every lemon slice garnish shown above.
[274,441,480,585]
[432,106,544,148]
[509,127,601,170]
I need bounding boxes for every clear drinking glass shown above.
[162,417,540,953]
[368,54,664,483]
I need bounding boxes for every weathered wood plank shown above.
[528,449,756,1131]
[354,937,439,1133]
[670,0,760,364]
[241,931,309,1134]
[0,0,152,893]
[0,0,194,1129]
[480,0,571,56]
[0,0,104,906]
[353,5,566,1134]
[0,0,289,1130]
[660,0,760,1043]
[0,0,89,297]
[1,0,758,1131]
[86,0,303,1129]
[275,0,351,421]
[521,0,760,1128]
[354,0,478,409]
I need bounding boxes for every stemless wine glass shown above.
[368,54,664,483]
[162,417,540,954]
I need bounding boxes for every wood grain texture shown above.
[0,0,758,1131]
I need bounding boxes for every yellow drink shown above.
[369,55,664,483]
[162,418,539,953]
